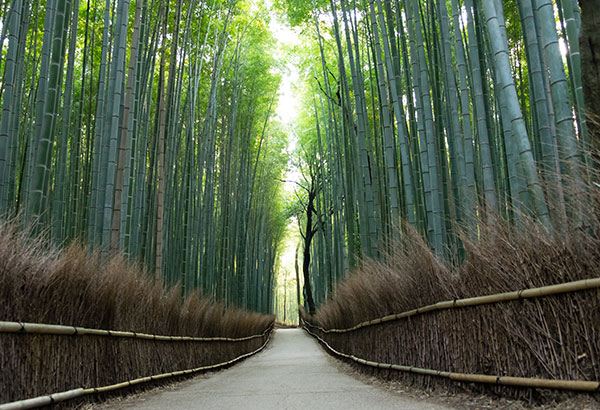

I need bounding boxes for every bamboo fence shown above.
[0,334,272,410]
[306,277,600,333]
[302,322,599,392]
[0,321,272,342]
[301,277,600,393]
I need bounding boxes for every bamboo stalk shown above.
[0,333,272,409]
[303,277,600,333]
[0,321,273,342]
[302,322,599,392]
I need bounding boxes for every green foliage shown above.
[276,0,588,310]
[0,0,289,314]
[272,0,324,26]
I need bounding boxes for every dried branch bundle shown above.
[0,221,274,406]
[303,180,600,402]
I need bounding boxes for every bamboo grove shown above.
[0,0,289,312]
[276,0,595,310]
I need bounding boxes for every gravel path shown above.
[99,328,453,410]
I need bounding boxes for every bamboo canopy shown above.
[275,0,595,313]
[0,0,288,313]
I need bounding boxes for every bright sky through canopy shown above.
[262,0,302,191]
[267,7,301,126]
[260,0,303,323]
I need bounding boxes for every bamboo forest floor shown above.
[92,329,450,410]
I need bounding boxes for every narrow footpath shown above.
[100,328,451,410]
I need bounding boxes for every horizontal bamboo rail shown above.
[302,321,600,393]
[305,277,600,333]
[0,320,272,342]
[0,330,272,410]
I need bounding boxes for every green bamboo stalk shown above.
[375,0,416,226]
[28,0,70,228]
[110,0,141,252]
[483,0,550,226]
[0,0,23,214]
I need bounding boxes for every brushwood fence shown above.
[301,278,600,396]
[0,320,273,409]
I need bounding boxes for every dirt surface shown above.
[91,328,452,410]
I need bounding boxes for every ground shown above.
[89,329,599,410]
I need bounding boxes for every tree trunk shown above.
[295,242,301,308]
[303,189,317,315]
